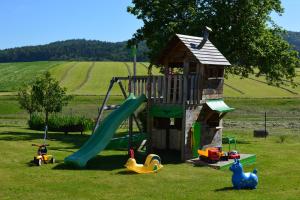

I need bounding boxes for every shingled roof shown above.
[176,34,231,66]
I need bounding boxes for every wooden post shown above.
[163,61,169,103]
[167,75,172,103]
[93,78,115,133]
[172,75,178,104]
[181,60,189,160]
[163,76,167,103]
[153,76,157,102]
[178,75,183,104]
[129,44,137,155]
[190,75,195,105]
[157,77,162,103]
[265,112,267,139]
[146,64,153,154]
[133,45,137,94]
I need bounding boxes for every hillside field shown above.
[0,61,299,97]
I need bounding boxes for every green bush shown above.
[28,113,45,130]
[28,113,94,133]
[278,134,288,143]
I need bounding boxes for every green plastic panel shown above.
[206,99,235,113]
[192,122,201,158]
[150,104,183,118]
[220,154,256,170]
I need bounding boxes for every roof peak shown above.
[175,33,204,39]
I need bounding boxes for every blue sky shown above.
[0,0,299,49]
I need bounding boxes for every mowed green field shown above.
[50,61,158,95]
[0,61,299,97]
[224,71,300,97]
[0,61,63,92]
[0,61,158,95]
[0,124,299,199]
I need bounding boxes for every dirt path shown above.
[73,62,95,92]
[59,62,78,83]
[123,62,132,76]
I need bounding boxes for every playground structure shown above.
[65,27,237,167]
[143,29,234,160]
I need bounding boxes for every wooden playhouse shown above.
[98,29,235,161]
[145,32,235,160]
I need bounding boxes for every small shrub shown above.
[28,113,44,130]
[28,113,94,133]
[278,135,287,143]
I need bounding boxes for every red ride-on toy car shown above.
[228,150,240,159]
[32,144,55,166]
[198,147,228,163]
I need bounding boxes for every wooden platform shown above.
[186,154,256,170]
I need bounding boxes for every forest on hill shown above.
[0,40,148,62]
[0,31,299,63]
[283,31,300,53]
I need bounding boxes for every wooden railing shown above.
[116,75,222,105]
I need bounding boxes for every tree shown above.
[31,72,72,133]
[128,0,300,86]
[0,39,149,62]
[17,84,40,119]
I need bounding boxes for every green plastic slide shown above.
[64,94,146,168]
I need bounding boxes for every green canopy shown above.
[206,99,235,113]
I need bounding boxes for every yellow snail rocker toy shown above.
[125,150,163,174]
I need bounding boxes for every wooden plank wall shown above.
[119,75,207,105]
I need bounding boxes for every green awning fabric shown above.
[150,104,183,118]
[206,99,235,113]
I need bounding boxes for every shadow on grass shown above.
[0,129,140,151]
[117,171,138,175]
[0,124,22,128]
[214,186,235,192]
[215,186,257,191]
[150,149,183,164]
[53,154,128,171]
[26,161,37,167]
[53,149,183,171]
[0,129,89,149]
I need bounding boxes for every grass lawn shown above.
[0,127,299,199]
[224,98,300,135]
[0,96,299,199]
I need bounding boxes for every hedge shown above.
[28,113,94,134]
